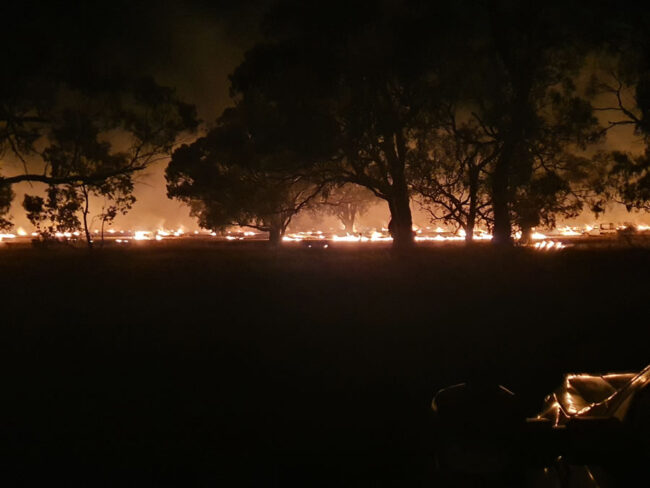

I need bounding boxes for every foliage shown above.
[1,75,198,236]
[590,149,650,212]
[167,104,323,244]
[315,184,376,233]
[23,188,80,238]
[217,0,615,247]
[449,1,605,243]
[219,0,458,247]
[411,109,495,240]
[0,184,14,231]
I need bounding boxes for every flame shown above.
[558,227,581,236]
[133,231,152,240]
[332,234,362,242]
[370,231,390,241]
[10,221,616,245]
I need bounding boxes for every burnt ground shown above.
[0,242,648,486]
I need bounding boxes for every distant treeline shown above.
[2,1,649,248]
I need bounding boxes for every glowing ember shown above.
[534,240,565,251]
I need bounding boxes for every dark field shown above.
[1,243,648,486]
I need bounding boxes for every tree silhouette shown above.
[587,4,650,213]
[0,185,13,231]
[411,107,495,243]
[166,103,324,245]
[222,0,450,249]
[453,1,603,245]
[23,188,81,241]
[220,1,614,248]
[0,74,198,236]
[316,185,376,234]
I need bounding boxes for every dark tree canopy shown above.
[219,0,457,248]
[214,0,622,247]
[0,1,199,236]
[166,102,324,245]
[411,109,496,243]
[0,75,198,235]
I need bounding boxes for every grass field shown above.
[1,243,648,486]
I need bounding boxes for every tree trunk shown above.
[339,204,357,234]
[268,227,282,246]
[491,147,512,246]
[388,191,414,249]
[464,225,474,243]
[520,224,533,245]
[467,167,479,244]
[81,185,93,249]
[381,128,414,250]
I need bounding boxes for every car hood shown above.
[535,365,650,427]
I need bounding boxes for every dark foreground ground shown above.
[1,242,648,486]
